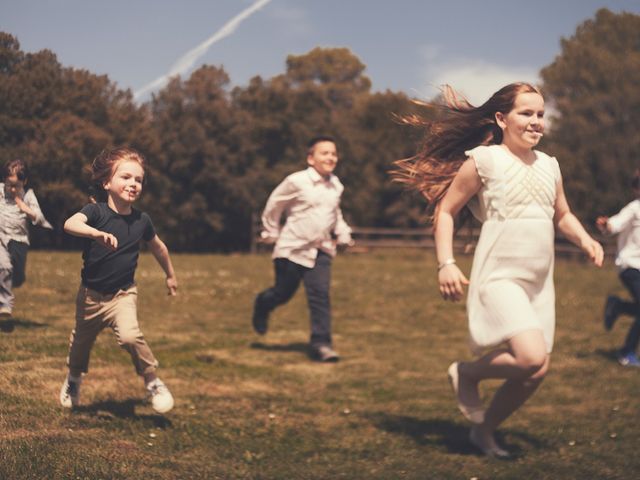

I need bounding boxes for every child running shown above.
[596,170,640,367]
[0,159,52,318]
[395,83,603,457]
[252,136,352,362]
[59,147,177,413]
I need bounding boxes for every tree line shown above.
[1,8,638,251]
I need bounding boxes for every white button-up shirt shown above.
[261,167,352,268]
[607,198,640,271]
[0,183,52,245]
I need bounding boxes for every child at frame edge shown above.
[59,147,178,414]
[0,159,53,318]
[596,170,640,368]
[395,82,603,458]
[252,135,353,362]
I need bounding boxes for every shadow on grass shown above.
[73,399,172,428]
[0,317,47,333]
[368,413,544,458]
[594,348,621,364]
[250,341,310,356]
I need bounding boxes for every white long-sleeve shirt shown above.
[0,183,52,245]
[607,198,640,271]
[261,167,352,268]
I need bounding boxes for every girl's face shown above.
[4,173,26,199]
[104,160,144,206]
[496,92,545,150]
[307,141,338,177]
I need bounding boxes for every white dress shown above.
[465,145,561,355]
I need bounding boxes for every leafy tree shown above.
[0,33,151,247]
[541,9,640,221]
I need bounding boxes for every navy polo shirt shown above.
[79,202,156,294]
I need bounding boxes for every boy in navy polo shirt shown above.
[60,148,178,413]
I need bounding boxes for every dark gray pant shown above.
[0,240,28,312]
[257,251,332,347]
[616,268,640,354]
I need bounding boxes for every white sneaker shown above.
[0,306,11,318]
[146,378,174,413]
[59,375,81,408]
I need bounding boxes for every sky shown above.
[1,0,639,105]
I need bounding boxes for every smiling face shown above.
[104,159,144,210]
[496,92,545,151]
[307,140,338,177]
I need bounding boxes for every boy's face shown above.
[4,174,26,199]
[104,160,144,206]
[307,141,338,177]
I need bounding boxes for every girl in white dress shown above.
[395,83,603,457]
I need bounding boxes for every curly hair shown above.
[88,147,146,202]
[392,82,541,221]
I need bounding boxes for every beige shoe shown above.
[447,362,485,424]
[0,306,12,318]
[469,426,510,459]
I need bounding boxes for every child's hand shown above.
[438,264,469,302]
[595,216,609,234]
[582,237,604,267]
[94,231,118,251]
[166,276,178,296]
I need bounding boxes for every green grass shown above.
[1,250,638,479]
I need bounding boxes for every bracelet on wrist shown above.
[438,258,456,270]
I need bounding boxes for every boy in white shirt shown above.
[252,136,352,362]
[597,170,640,367]
[0,159,52,318]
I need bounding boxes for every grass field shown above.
[0,250,638,479]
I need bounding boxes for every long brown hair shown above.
[393,82,541,220]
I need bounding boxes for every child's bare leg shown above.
[458,330,549,452]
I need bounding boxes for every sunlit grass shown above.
[0,250,638,479]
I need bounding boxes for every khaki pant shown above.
[66,285,159,377]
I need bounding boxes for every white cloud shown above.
[417,46,540,105]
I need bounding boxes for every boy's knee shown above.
[118,330,142,347]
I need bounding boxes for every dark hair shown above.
[89,147,146,202]
[307,135,336,155]
[393,82,542,220]
[3,159,28,182]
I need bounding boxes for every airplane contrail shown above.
[134,0,273,101]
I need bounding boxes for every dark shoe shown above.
[252,294,269,335]
[311,345,340,362]
[604,296,620,331]
[617,351,640,367]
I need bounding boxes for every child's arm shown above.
[597,202,635,235]
[19,190,53,229]
[334,208,353,246]
[554,178,603,267]
[64,212,118,251]
[260,178,298,243]
[147,235,178,296]
[435,159,482,302]
[13,195,38,223]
